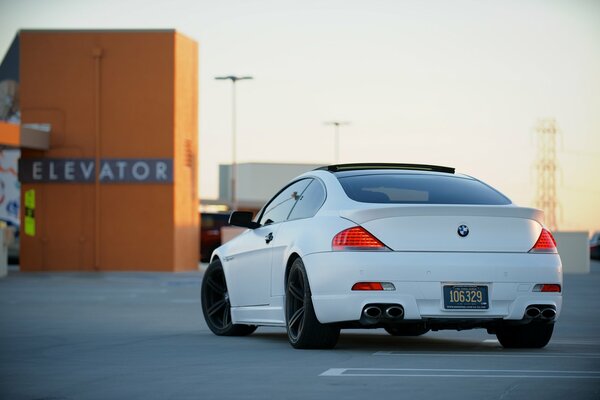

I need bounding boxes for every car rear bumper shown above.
[302,251,562,324]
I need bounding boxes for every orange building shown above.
[0,30,199,271]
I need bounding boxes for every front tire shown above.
[285,258,340,349]
[496,322,554,348]
[201,260,257,336]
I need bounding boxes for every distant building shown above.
[213,162,323,211]
[0,30,199,272]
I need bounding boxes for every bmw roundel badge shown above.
[457,225,469,237]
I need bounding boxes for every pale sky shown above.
[1,0,599,233]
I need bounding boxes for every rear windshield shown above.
[337,173,511,205]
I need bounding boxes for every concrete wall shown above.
[19,30,198,271]
[554,231,590,274]
[219,162,322,205]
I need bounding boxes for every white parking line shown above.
[483,338,600,346]
[549,339,600,346]
[320,368,600,379]
[373,351,600,359]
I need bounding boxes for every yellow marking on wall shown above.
[24,189,36,237]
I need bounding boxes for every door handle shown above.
[265,232,274,244]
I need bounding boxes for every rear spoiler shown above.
[316,163,455,174]
[340,205,544,225]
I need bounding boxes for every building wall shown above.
[219,162,323,207]
[19,30,198,271]
[173,33,199,271]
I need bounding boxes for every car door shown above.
[226,179,312,307]
[270,179,327,297]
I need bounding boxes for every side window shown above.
[288,180,326,221]
[259,179,312,225]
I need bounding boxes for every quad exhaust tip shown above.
[541,308,556,320]
[525,306,541,318]
[363,306,382,319]
[362,304,404,320]
[385,306,404,319]
[525,305,556,320]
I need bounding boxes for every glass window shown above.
[259,179,312,225]
[288,180,326,221]
[337,174,511,205]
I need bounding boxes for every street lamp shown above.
[324,121,350,164]
[215,75,253,210]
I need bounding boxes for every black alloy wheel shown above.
[496,322,554,348]
[286,264,306,342]
[285,258,340,349]
[201,260,256,336]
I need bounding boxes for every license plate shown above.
[443,285,489,309]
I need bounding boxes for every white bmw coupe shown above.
[201,164,562,349]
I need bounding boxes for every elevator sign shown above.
[18,159,173,183]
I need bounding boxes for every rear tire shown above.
[496,322,554,348]
[201,260,257,336]
[285,258,340,349]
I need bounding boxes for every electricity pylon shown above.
[534,118,559,231]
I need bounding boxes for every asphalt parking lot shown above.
[1,262,599,400]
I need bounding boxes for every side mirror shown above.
[229,211,260,229]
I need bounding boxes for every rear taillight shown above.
[332,226,388,251]
[351,282,396,291]
[529,228,557,253]
[533,284,561,293]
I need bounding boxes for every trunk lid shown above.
[340,205,544,253]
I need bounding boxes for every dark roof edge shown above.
[315,163,455,174]
[19,29,176,34]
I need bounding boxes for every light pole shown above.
[324,121,350,164]
[215,75,253,210]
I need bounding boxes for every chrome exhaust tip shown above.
[525,306,541,318]
[363,306,382,319]
[541,308,556,320]
[385,305,404,319]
